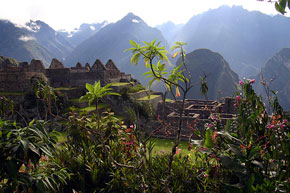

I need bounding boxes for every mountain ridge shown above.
[176,48,239,100]
[64,12,169,85]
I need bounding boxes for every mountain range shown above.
[64,13,169,84]
[1,6,290,109]
[58,21,108,47]
[0,20,73,66]
[166,5,290,78]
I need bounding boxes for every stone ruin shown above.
[0,57,132,92]
[153,97,236,139]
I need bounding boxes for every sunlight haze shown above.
[0,0,279,31]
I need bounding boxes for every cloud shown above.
[18,35,36,42]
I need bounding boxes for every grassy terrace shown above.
[0,91,26,96]
[56,132,190,156]
[69,98,84,103]
[77,103,110,112]
[54,87,77,91]
[149,138,190,155]
[165,98,175,103]
[137,94,160,100]
[110,82,130,86]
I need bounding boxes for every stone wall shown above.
[0,71,46,92]
[0,57,131,92]
[46,68,71,87]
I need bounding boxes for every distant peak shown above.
[121,12,145,24]
[25,20,41,32]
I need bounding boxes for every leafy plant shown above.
[126,39,195,192]
[192,79,290,192]
[0,96,14,118]
[0,119,69,192]
[31,76,57,120]
[79,81,120,113]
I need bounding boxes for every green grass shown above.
[149,138,191,155]
[77,103,110,112]
[137,95,160,101]
[165,98,175,103]
[69,98,85,103]
[110,82,130,86]
[54,87,77,91]
[128,84,146,93]
[0,91,26,96]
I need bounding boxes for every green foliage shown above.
[31,76,57,119]
[79,81,120,107]
[275,0,290,14]
[125,39,169,66]
[126,40,187,97]
[0,119,69,192]
[128,84,146,93]
[0,96,14,117]
[56,110,142,192]
[192,79,290,192]
[143,60,169,88]
[200,76,208,100]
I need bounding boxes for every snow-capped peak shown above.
[25,20,41,32]
[132,19,140,23]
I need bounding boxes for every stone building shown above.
[0,57,131,92]
[154,98,236,139]
[0,58,46,92]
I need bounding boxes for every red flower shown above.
[240,144,245,149]
[126,141,133,146]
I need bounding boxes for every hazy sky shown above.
[0,0,282,31]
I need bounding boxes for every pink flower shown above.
[267,124,275,130]
[175,147,181,155]
[130,125,134,129]
[211,114,218,121]
[279,124,285,129]
[239,80,243,85]
[250,79,255,84]
[188,144,193,151]
[208,123,213,128]
[283,119,288,124]
[234,103,238,108]
[236,95,240,102]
